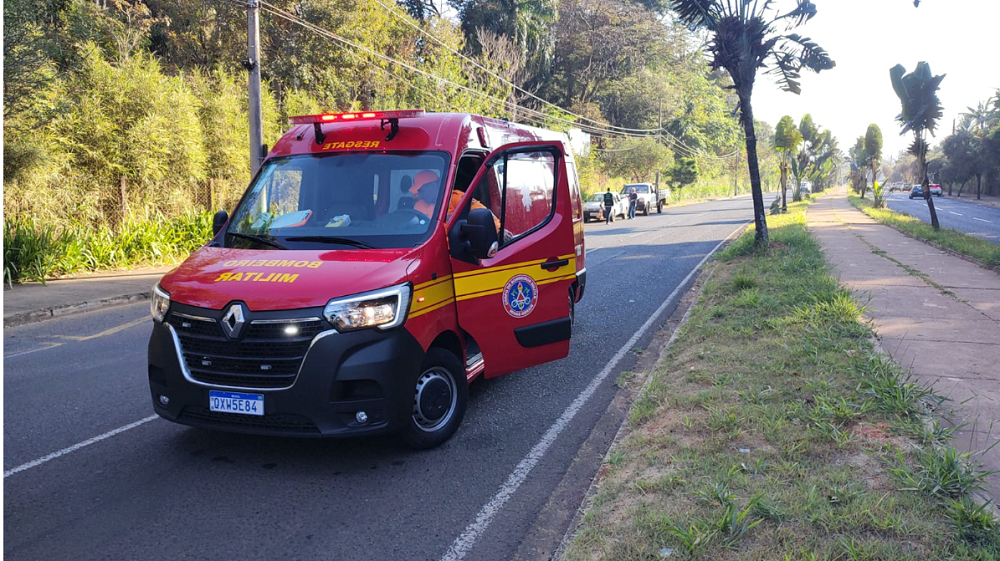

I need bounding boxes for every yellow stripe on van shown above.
[453,257,576,299]
[410,276,456,317]
[408,256,577,314]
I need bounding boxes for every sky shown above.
[751,0,1000,160]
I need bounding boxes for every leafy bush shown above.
[3,213,212,285]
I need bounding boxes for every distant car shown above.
[928,184,942,197]
[584,192,627,222]
[902,184,912,191]
[909,185,924,199]
[889,182,904,192]
[799,181,812,193]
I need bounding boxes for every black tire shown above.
[657,201,663,213]
[643,205,649,216]
[399,348,468,449]
[610,212,615,223]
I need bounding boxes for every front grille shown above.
[168,314,326,389]
[179,407,319,434]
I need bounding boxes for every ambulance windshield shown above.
[226,152,450,250]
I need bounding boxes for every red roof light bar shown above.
[288,110,425,125]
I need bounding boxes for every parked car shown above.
[799,180,812,193]
[620,183,667,215]
[909,185,924,199]
[889,182,904,192]
[928,184,942,197]
[584,192,627,222]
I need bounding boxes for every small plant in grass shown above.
[731,273,757,291]
[714,494,765,548]
[732,286,761,308]
[907,419,961,446]
[662,517,717,557]
[697,482,737,507]
[857,354,933,418]
[813,393,872,425]
[946,497,1000,554]
[705,407,742,433]
[889,446,995,499]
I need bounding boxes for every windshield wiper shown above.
[226,232,287,250]
[283,236,377,249]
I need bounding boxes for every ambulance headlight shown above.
[323,283,412,332]
[150,283,170,323]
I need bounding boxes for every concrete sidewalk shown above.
[3,266,172,327]
[807,187,1000,503]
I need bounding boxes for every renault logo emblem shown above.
[220,303,247,339]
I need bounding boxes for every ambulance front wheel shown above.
[400,347,468,449]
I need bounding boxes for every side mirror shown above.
[212,210,229,236]
[448,208,499,265]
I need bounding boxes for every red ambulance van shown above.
[147,110,586,448]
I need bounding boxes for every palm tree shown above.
[774,115,802,211]
[890,61,945,229]
[671,0,835,246]
[864,123,883,199]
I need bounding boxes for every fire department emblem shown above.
[502,274,538,318]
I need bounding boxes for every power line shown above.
[260,1,641,138]
[367,0,666,135]
[255,0,740,159]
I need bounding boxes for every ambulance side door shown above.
[447,142,576,378]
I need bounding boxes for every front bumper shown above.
[584,209,604,220]
[148,304,425,438]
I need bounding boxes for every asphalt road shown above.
[4,195,757,561]
[884,192,1000,244]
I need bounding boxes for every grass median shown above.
[562,201,999,560]
[848,194,1000,270]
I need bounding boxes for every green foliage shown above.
[872,180,886,208]
[599,137,673,183]
[946,498,1000,554]
[890,62,946,137]
[3,213,212,285]
[889,446,994,500]
[775,115,803,152]
[667,157,699,191]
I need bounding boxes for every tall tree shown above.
[671,0,835,245]
[863,124,883,198]
[774,115,802,211]
[890,61,945,228]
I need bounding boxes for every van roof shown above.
[267,112,571,161]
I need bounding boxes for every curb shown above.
[3,292,151,328]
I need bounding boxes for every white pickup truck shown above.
[620,183,668,215]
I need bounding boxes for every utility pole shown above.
[655,99,662,193]
[733,150,740,197]
[247,0,264,176]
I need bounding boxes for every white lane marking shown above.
[4,343,65,359]
[973,217,992,223]
[439,223,747,561]
[4,415,158,478]
[950,211,963,216]
[3,317,148,358]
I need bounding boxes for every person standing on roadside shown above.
[603,188,615,224]
[628,187,638,220]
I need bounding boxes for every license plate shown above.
[209,391,264,416]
